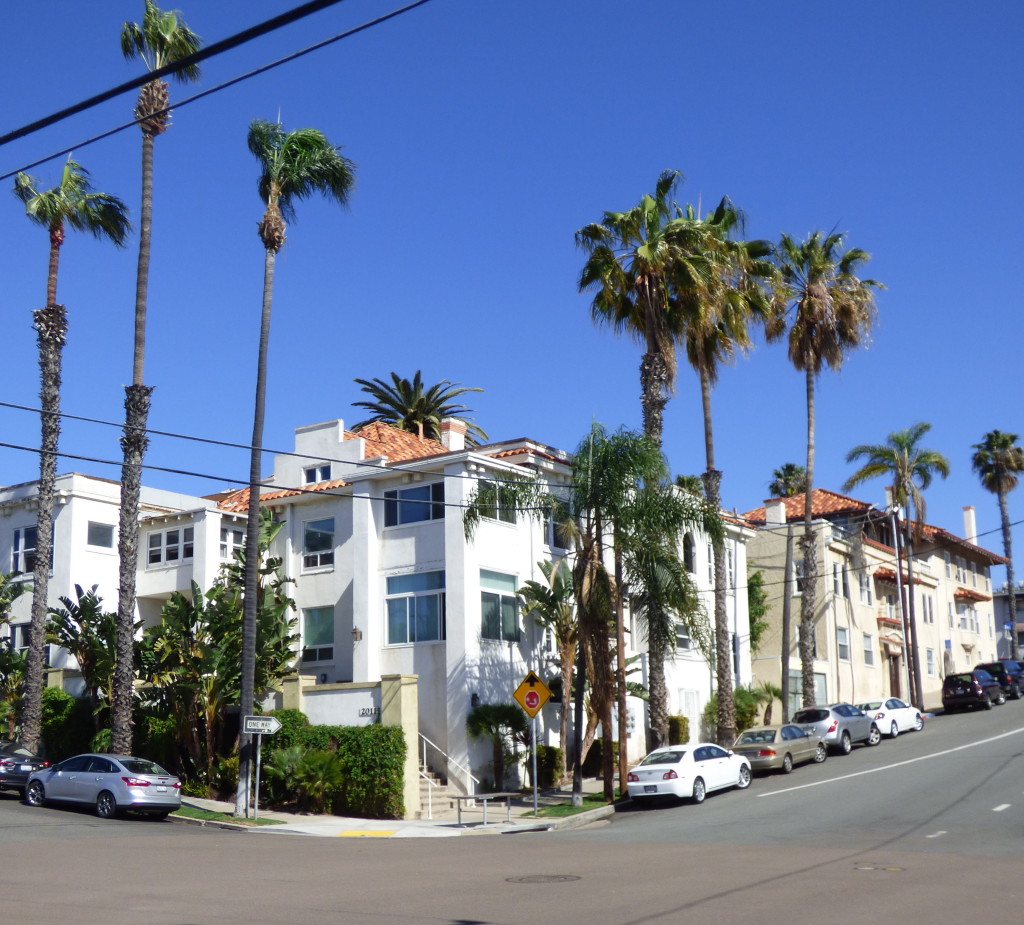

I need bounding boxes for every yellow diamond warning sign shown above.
[513,671,551,718]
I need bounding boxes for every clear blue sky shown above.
[2,1,1022,579]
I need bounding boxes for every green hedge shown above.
[40,688,92,761]
[535,744,564,788]
[668,715,690,745]
[581,738,618,777]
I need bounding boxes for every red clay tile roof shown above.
[344,422,446,462]
[743,488,874,524]
[864,537,896,554]
[217,478,349,513]
[913,522,1007,566]
[954,586,992,603]
[874,566,914,585]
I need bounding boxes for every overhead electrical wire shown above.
[0,0,435,181]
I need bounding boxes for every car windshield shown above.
[639,750,684,766]
[736,730,776,744]
[793,709,829,723]
[119,758,171,776]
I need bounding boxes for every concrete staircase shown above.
[416,765,460,820]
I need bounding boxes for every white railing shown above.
[419,733,479,797]
[419,771,438,820]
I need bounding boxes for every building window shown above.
[147,526,194,567]
[859,572,872,605]
[793,559,805,595]
[7,623,48,665]
[386,571,445,644]
[842,565,850,599]
[384,482,444,527]
[970,562,977,587]
[707,543,714,585]
[926,648,936,677]
[833,563,841,596]
[543,504,571,550]
[943,551,951,578]
[303,518,335,569]
[476,480,516,525]
[683,534,696,574]
[837,626,850,661]
[922,594,934,624]
[863,632,874,666]
[220,527,244,559]
[727,547,735,589]
[12,526,38,574]
[481,569,519,642]
[304,464,331,485]
[301,606,335,663]
[948,602,954,628]
[676,624,691,651]
[87,522,114,548]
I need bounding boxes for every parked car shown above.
[626,743,751,805]
[943,669,1005,712]
[25,753,181,819]
[731,724,827,773]
[792,703,881,754]
[994,659,1024,686]
[974,662,1022,700]
[855,698,924,737]
[0,740,49,794]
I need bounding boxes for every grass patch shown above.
[528,792,616,818]
[173,804,283,826]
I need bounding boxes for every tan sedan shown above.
[731,724,827,774]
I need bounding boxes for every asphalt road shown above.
[2,705,1023,925]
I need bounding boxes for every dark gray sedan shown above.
[0,740,49,793]
[25,753,181,819]
[792,703,881,754]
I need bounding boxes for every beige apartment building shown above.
[744,489,1007,714]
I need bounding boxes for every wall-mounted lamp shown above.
[470,692,480,708]
[351,626,363,642]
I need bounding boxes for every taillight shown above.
[662,770,678,780]
[757,749,776,758]
[627,772,639,782]
[874,713,885,720]
[827,721,838,733]
[121,776,151,788]
[0,759,12,770]
[172,781,181,789]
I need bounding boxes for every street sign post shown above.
[242,715,281,820]
[513,672,551,816]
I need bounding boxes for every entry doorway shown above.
[888,653,902,699]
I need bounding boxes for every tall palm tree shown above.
[237,119,354,817]
[13,160,129,753]
[352,371,488,445]
[672,196,774,747]
[770,231,880,708]
[972,431,1024,653]
[113,0,202,756]
[842,422,950,708]
[769,463,807,498]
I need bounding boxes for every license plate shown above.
[156,785,167,792]
[644,785,657,793]
[19,764,32,771]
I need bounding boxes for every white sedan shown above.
[855,698,924,737]
[626,743,751,805]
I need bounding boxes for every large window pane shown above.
[387,598,410,645]
[414,594,442,642]
[481,591,501,640]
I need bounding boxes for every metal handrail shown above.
[418,770,438,819]
[419,733,479,796]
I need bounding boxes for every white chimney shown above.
[963,505,977,545]
[440,418,466,451]
[765,499,787,526]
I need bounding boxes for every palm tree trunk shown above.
[647,632,668,748]
[20,303,67,753]
[699,371,735,746]
[614,543,627,795]
[903,525,925,710]
[998,489,1018,653]
[236,244,276,817]
[780,524,794,722]
[800,366,818,707]
[559,639,572,779]
[112,124,158,755]
[639,350,668,445]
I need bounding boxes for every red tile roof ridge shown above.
[743,487,874,523]
[216,477,349,513]
[344,421,447,462]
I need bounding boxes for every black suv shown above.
[975,662,1022,700]
[942,669,1005,712]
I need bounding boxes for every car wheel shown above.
[25,781,45,807]
[736,765,751,789]
[813,742,828,763]
[913,713,924,731]
[982,694,993,710]
[867,724,881,746]
[839,731,852,754]
[691,777,706,804]
[890,721,899,738]
[995,691,1007,705]
[96,791,118,819]
[781,753,794,774]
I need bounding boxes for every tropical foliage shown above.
[769,463,807,498]
[466,702,529,790]
[352,371,488,445]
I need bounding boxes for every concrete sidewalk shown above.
[173,778,617,839]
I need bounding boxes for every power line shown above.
[1,0,435,181]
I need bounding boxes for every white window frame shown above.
[86,522,115,549]
[12,525,38,574]
[926,648,937,677]
[837,626,850,661]
[385,571,446,645]
[384,482,445,527]
[863,632,874,666]
[303,464,331,485]
[859,572,872,605]
[301,606,335,663]
[220,526,244,560]
[480,569,520,642]
[147,526,194,567]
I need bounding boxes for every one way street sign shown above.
[242,715,282,735]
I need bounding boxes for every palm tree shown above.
[466,702,528,790]
[352,371,488,445]
[672,197,775,747]
[113,0,202,756]
[13,160,129,754]
[843,422,950,708]
[518,560,576,776]
[770,231,881,708]
[972,430,1024,652]
[236,118,354,817]
[769,463,807,498]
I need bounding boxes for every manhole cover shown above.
[506,875,581,884]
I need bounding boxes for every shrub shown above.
[535,744,563,788]
[40,688,92,761]
[267,708,310,751]
[702,686,761,737]
[667,715,690,745]
[582,739,617,777]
